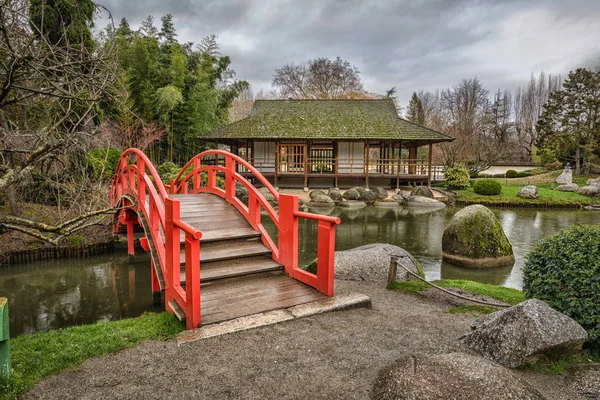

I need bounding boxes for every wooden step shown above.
[168,300,186,321]
[198,272,326,325]
[180,239,271,264]
[181,255,283,283]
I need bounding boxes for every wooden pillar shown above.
[303,141,308,190]
[427,143,433,187]
[396,141,401,190]
[365,141,370,188]
[274,141,279,188]
[333,141,339,188]
[408,145,417,175]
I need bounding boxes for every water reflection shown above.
[266,206,600,290]
[0,251,159,336]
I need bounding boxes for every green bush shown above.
[473,179,502,195]
[505,169,518,178]
[523,224,600,353]
[157,162,181,184]
[444,167,471,189]
[88,148,121,180]
[516,171,534,178]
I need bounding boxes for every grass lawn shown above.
[454,174,597,207]
[388,279,525,306]
[0,312,184,400]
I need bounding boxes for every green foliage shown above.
[157,161,180,184]
[29,0,96,50]
[0,313,183,400]
[523,224,600,353]
[406,92,425,125]
[444,167,471,189]
[536,68,600,171]
[505,169,518,178]
[105,17,248,164]
[473,179,502,196]
[88,148,121,180]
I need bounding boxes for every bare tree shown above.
[514,72,562,161]
[0,0,119,243]
[272,57,363,99]
[437,77,504,173]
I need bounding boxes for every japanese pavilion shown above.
[202,99,454,189]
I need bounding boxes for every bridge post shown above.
[0,298,10,380]
[164,198,181,313]
[278,194,299,275]
[225,156,236,202]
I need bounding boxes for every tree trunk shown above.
[575,143,581,175]
[6,186,20,217]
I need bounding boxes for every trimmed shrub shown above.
[523,224,600,353]
[444,167,471,189]
[505,169,518,178]
[473,179,502,196]
[88,148,121,180]
[516,171,534,178]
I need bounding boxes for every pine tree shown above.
[159,14,178,45]
[140,15,158,38]
[406,92,425,125]
[116,18,132,38]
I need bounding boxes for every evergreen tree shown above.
[29,0,96,49]
[537,68,600,174]
[159,14,177,45]
[116,18,132,38]
[140,15,158,38]
[406,92,425,125]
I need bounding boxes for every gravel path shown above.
[23,281,590,400]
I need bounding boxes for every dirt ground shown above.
[22,280,593,400]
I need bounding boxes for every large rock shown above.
[556,163,573,184]
[442,205,514,268]
[518,185,539,199]
[557,183,579,192]
[578,177,600,196]
[327,188,343,204]
[391,193,406,204]
[405,195,445,208]
[371,187,388,200]
[460,299,588,368]
[308,189,326,200]
[411,186,434,199]
[342,188,360,200]
[258,187,277,206]
[306,193,335,207]
[358,190,377,205]
[304,243,423,282]
[338,200,366,209]
[372,352,545,400]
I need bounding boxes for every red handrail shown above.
[110,149,201,329]
[110,149,341,330]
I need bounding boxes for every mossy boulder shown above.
[371,187,388,200]
[359,190,377,205]
[327,188,344,204]
[352,186,367,196]
[442,205,514,268]
[343,188,360,200]
[309,189,326,200]
[412,186,434,198]
[307,193,335,207]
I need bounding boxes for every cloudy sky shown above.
[99,0,600,106]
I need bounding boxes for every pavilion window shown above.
[309,145,334,173]
[277,144,305,173]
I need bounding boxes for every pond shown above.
[1,206,599,336]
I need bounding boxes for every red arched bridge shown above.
[110,149,340,330]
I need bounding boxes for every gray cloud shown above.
[98,0,600,106]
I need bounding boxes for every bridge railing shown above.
[111,149,202,329]
[171,150,340,296]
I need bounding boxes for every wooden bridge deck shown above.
[167,193,325,325]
